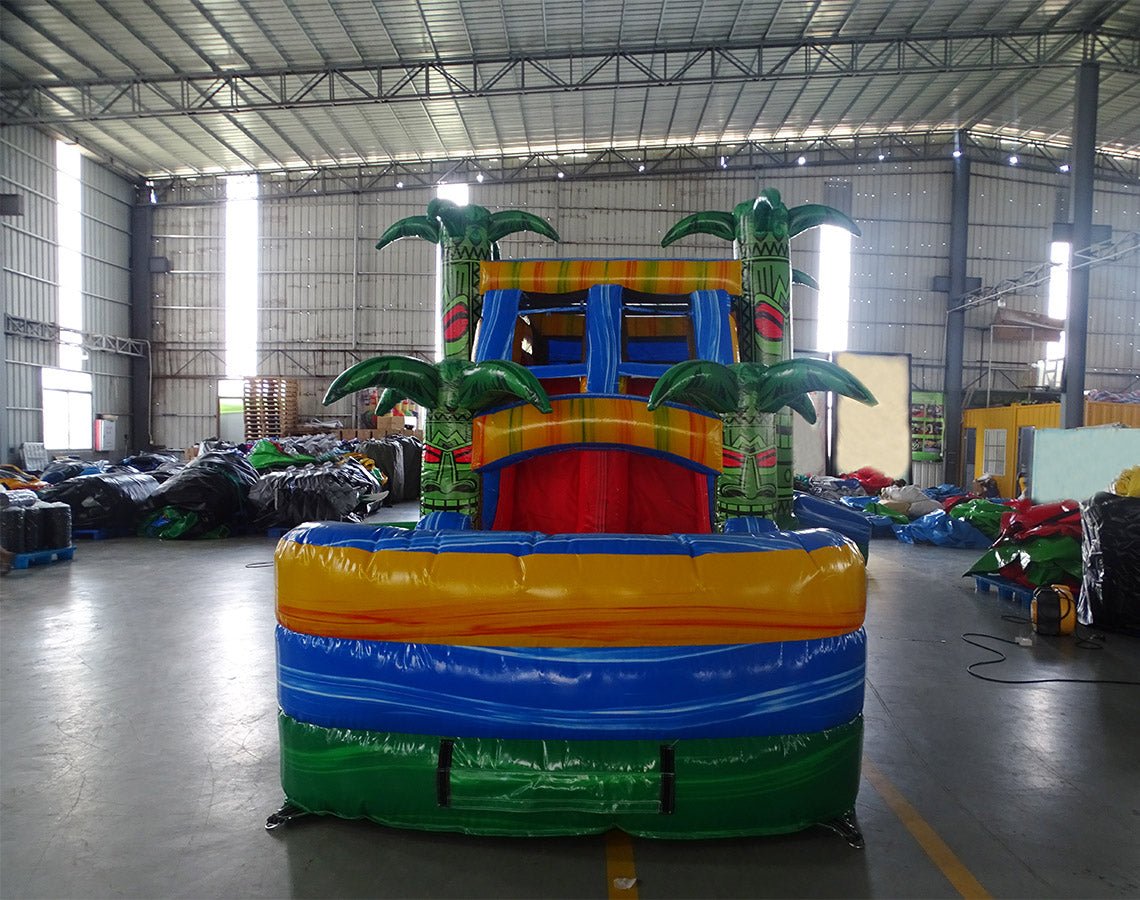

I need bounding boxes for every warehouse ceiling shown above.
[2,0,1139,181]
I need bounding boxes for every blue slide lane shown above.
[277,626,866,740]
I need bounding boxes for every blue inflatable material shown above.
[284,521,850,556]
[892,510,992,549]
[276,626,867,740]
[793,492,872,558]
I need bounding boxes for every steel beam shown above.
[1062,62,1100,429]
[141,129,1140,203]
[943,151,970,485]
[3,30,1136,127]
[130,200,155,450]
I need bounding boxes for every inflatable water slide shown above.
[269,196,873,843]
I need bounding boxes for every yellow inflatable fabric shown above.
[275,539,866,647]
[480,259,742,296]
[1112,465,1140,497]
[474,396,723,473]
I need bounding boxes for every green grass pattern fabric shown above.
[278,713,862,838]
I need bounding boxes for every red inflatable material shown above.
[997,499,1081,542]
[842,467,894,493]
[491,448,712,534]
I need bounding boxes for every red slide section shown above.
[491,448,712,534]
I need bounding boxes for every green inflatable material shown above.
[279,712,863,838]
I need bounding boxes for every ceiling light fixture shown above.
[638,163,646,173]
[719,156,728,169]
[1059,163,1070,173]
[877,152,885,161]
[475,172,485,183]
[557,171,565,179]
[396,180,404,189]
[796,155,807,166]
[1008,154,1019,166]
[952,149,963,158]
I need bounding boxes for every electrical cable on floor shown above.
[962,627,1140,686]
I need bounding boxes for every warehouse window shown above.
[56,141,84,371]
[42,367,92,450]
[982,428,1006,476]
[1045,241,1070,362]
[434,182,470,360]
[224,175,259,378]
[816,225,852,352]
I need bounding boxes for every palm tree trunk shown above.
[730,231,793,525]
[440,237,492,361]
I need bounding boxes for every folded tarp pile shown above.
[965,499,1083,590]
[1079,488,1140,634]
[42,471,160,531]
[360,435,423,504]
[140,450,259,539]
[250,458,385,527]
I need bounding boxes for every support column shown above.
[1062,62,1099,429]
[129,199,154,452]
[943,150,970,484]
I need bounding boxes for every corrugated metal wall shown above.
[82,158,134,451]
[1,127,57,457]
[151,202,226,449]
[143,162,1136,449]
[259,189,436,423]
[1,126,136,458]
[967,164,1139,399]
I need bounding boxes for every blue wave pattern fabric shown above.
[284,521,849,556]
[277,627,866,740]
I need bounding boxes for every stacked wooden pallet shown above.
[243,377,299,440]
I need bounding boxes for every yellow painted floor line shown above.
[863,757,992,900]
[605,829,640,899]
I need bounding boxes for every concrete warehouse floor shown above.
[2,531,1138,899]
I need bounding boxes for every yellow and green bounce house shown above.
[269,190,876,844]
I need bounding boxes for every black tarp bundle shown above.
[120,451,181,472]
[42,471,159,530]
[1,501,72,553]
[41,458,106,484]
[361,435,422,504]
[141,450,258,539]
[250,458,383,527]
[1079,491,1140,634]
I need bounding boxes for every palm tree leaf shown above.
[488,210,560,243]
[323,355,441,408]
[784,394,819,424]
[372,388,404,417]
[787,204,861,238]
[428,198,481,237]
[375,216,439,249]
[647,360,738,413]
[792,268,819,290]
[661,211,735,247]
[456,360,553,414]
[751,358,876,413]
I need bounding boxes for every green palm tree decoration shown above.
[648,358,875,527]
[661,188,860,522]
[324,356,552,518]
[377,199,560,361]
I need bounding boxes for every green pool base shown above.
[278,712,863,838]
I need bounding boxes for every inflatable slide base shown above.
[278,712,863,839]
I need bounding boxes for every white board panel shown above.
[1031,427,1140,502]
[832,351,912,480]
